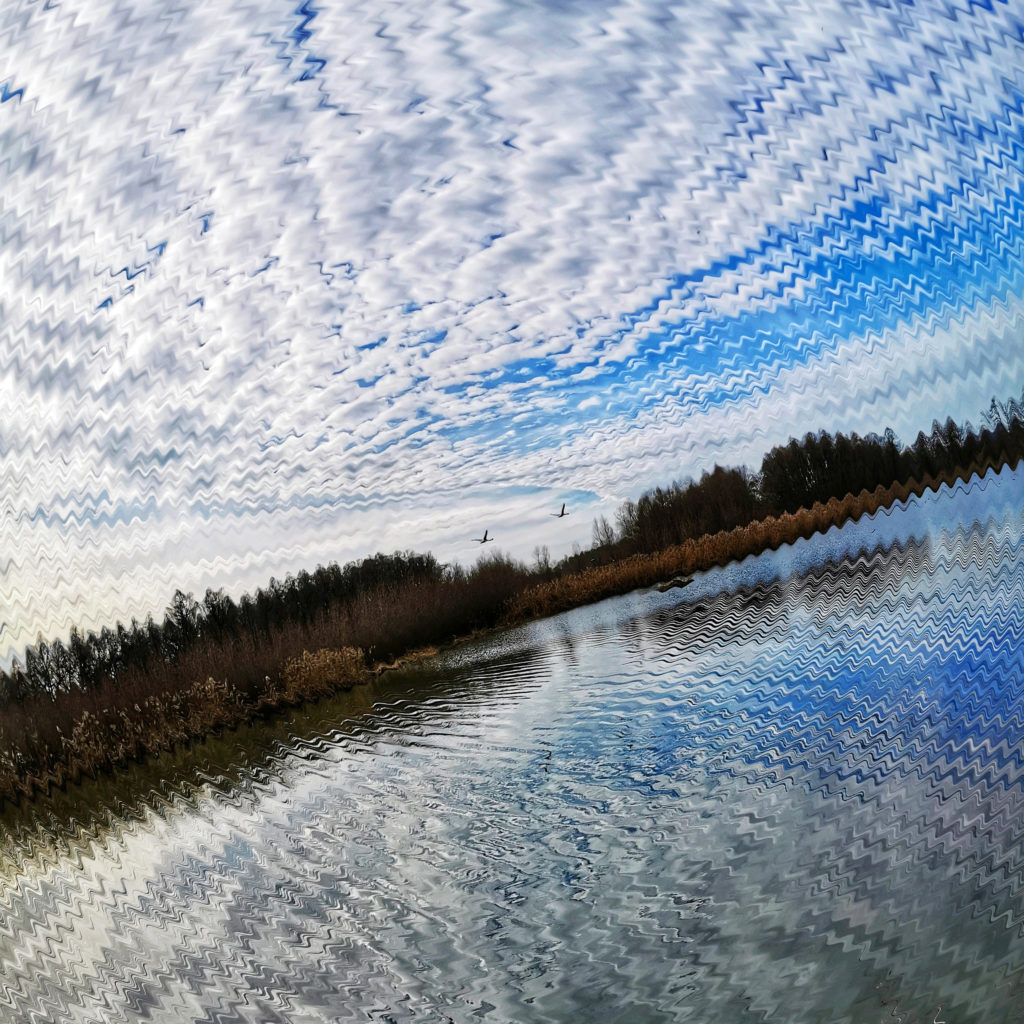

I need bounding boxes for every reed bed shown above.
[0,564,525,805]
[503,477,925,623]
[0,464,1002,807]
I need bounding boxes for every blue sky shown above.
[1,0,1023,659]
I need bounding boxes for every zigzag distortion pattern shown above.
[0,0,1023,654]
[0,477,1023,1021]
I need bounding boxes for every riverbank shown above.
[5,486,1018,1024]
[0,464,1004,808]
[504,476,917,622]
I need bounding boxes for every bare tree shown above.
[592,515,616,548]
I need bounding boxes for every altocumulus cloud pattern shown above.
[1,0,1023,657]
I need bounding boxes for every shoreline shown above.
[0,464,1007,809]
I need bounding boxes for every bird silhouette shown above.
[474,529,493,544]
[551,503,569,518]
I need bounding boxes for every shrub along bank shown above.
[2,395,1022,806]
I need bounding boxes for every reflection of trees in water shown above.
[628,535,940,667]
[636,582,793,663]
[789,535,934,623]
[0,638,555,846]
[593,528,1024,1024]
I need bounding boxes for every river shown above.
[2,470,1024,1023]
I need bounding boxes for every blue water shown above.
[2,476,1024,1022]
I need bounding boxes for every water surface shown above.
[3,479,1024,1023]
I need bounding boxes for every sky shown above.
[1,0,1023,660]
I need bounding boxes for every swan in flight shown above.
[551,503,569,518]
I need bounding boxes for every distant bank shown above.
[2,393,1022,806]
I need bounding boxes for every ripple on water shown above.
[3,503,1024,1022]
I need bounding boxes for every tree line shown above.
[571,390,1024,566]
[1,551,529,705]
[2,388,1023,713]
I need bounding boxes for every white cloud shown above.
[0,0,1020,656]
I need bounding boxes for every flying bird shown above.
[551,503,569,518]
[475,529,493,544]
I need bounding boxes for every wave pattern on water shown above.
[1,498,1024,1022]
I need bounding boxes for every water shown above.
[3,479,1024,1023]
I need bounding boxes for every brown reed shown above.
[0,466,991,808]
[502,478,925,623]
